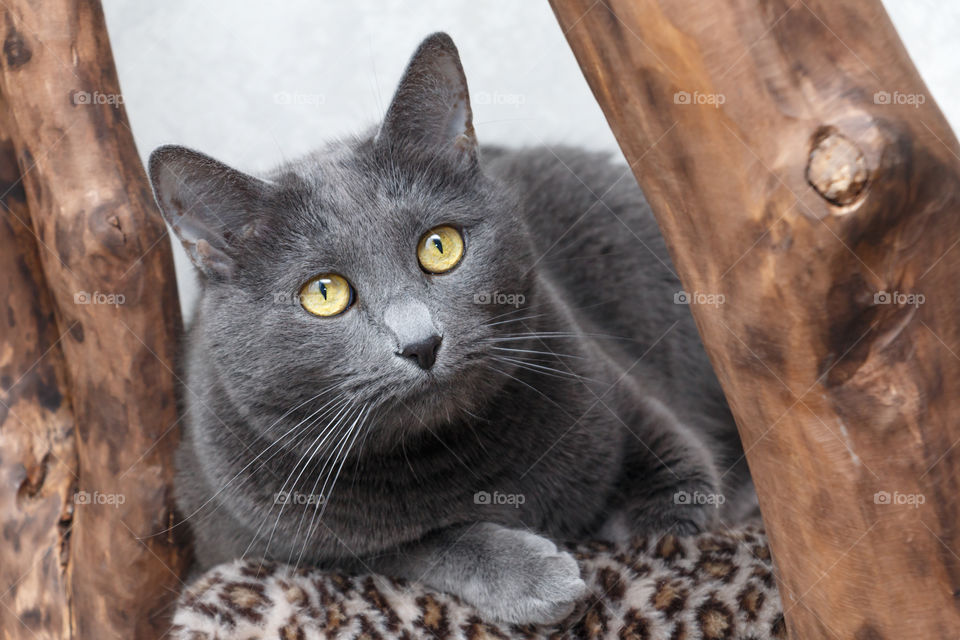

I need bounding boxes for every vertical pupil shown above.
[319,282,328,300]
[432,236,444,254]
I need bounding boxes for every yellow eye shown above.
[299,274,354,317]
[417,225,464,273]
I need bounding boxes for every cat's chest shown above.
[311,417,621,542]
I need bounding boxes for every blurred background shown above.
[100,0,960,318]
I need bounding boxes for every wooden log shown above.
[0,1,189,637]
[550,0,960,637]
[0,95,76,640]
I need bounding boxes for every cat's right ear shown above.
[377,33,478,164]
[149,145,270,280]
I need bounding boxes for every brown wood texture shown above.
[0,1,189,637]
[0,95,76,640]
[551,0,960,637]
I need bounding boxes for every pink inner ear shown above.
[433,56,475,148]
[377,34,477,155]
[447,98,476,152]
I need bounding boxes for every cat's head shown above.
[150,33,538,439]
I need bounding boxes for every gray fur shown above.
[149,32,755,625]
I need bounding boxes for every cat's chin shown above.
[376,366,500,432]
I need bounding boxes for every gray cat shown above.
[149,33,755,625]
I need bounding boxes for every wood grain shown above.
[0,1,189,637]
[0,94,76,640]
[550,0,960,637]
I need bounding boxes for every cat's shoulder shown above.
[480,144,649,230]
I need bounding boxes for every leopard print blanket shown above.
[171,525,784,640]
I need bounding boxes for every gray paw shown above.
[628,490,720,537]
[460,528,586,625]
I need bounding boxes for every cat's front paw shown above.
[461,528,586,625]
[627,489,721,537]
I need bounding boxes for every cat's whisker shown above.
[317,406,370,510]
[247,399,355,569]
[232,387,354,488]
[453,398,489,452]
[492,356,596,383]
[147,383,350,537]
[351,406,379,481]
[295,404,372,569]
[460,406,487,423]
[484,314,545,327]
[483,305,534,323]
[486,331,646,344]
[491,346,583,359]
[252,419,353,571]
[482,364,568,414]
[484,333,580,341]
[184,388,354,535]
[292,414,365,569]
[479,294,628,328]
[284,403,365,565]
[240,401,350,565]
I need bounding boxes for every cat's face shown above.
[151,33,535,438]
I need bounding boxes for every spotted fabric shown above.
[171,525,784,640]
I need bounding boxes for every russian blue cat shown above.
[150,33,755,625]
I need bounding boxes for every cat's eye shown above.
[417,225,464,274]
[299,274,355,317]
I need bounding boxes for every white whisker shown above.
[491,346,582,359]
[493,356,597,383]
[295,404,371,568]
[147,382,349,537]
[247,399,354,568]
[485,314,545,327]
[284,403,363,565]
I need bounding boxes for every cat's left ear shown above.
[377,32,477,163]
[148,145,272,280]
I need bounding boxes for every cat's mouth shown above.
[371,356,498,428]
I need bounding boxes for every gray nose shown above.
[399,335,442,369]
[383,300,442,370]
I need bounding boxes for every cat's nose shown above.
[399,335,442,370]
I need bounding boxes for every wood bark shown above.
[550,0,960,637]
[0,94,76,640]
[0,1,189,637]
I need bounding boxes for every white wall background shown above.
[100,0,960,319]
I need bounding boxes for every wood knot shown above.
[3,26,31,69]
[806,129,868,207]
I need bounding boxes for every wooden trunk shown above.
[0,95,76,640]
[0,1,189,637]
[550,0,960,637]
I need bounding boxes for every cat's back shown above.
[483,146,694,368]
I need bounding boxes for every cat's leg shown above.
[368,522,586,625]
[609,395,723,537]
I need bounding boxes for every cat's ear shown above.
[149,145,270,280]
[377,32,477,162]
